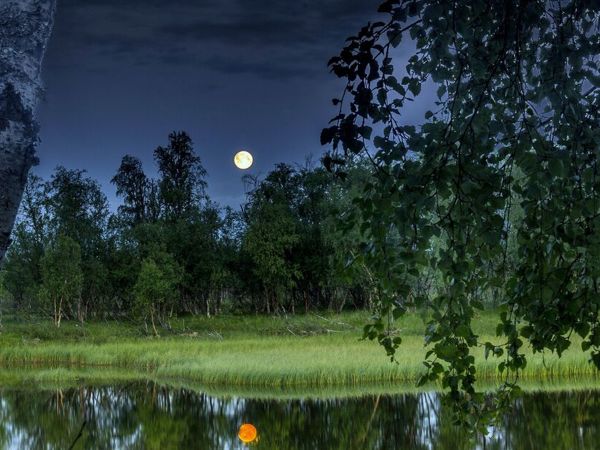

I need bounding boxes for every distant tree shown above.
[3,224,43,312]
[134,254,181,336]
[40,235,83,327]
[293,166,339,311]
[146,180,162,223]
[212,207,244,313]
[323,0,600,426]
[45,167,110,319]
[238,162,371,314]
[154,132,207,221]
[243,202,299,314]
[243,166,302,313]
[46,167,109,248]
[2,175,48,311]
[166,202,224,316]
[112,155,150,225]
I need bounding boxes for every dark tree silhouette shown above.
[112,155,150,226]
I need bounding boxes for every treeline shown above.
[0,132,372,328]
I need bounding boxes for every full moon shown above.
[234,150,253,170]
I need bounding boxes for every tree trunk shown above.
[265,288,271,314]
[77,297,84,324]
[0,0,56,263]
[55,296,62,327]
[150,308,159,337]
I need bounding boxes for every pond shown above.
[0,382,598,449]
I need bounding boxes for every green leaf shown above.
[548,158,564,177]
[408,80,421,96]
[387,30,402,48]
[436,84,446,98]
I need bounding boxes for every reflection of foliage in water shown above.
[0,384,597,449]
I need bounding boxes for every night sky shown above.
[36,0,429,209]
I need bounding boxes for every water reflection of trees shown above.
[0,384,597,449]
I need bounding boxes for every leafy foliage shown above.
[323,0,600,426]
[154,131,207,221]
[134,254,181,335]
[240,163,370,314]
[40,235,83,327]
[1,133,372,328]
[111,155,151,225]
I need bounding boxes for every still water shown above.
[0,382,598,449]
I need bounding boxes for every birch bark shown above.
[0,0,56,262]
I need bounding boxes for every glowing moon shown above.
[238,423,258,443]
[234,150,253,170]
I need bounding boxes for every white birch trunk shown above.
[0,0,56,262]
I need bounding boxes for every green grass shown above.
[0,367,598,400]
[0,311,598,390]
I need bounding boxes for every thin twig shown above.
[68,420,87,450]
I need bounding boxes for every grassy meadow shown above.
[0,311,597,390]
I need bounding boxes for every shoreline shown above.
[0,367,598,400]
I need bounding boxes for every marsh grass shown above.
[0,311,597,389]
[0,367,598,401]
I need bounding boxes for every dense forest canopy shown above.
[0,132,376,328]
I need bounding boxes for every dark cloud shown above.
[48,0,381,77]
[199,55,317,80]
